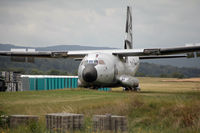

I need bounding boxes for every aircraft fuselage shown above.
[78,53,140,88]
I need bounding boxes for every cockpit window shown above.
[89,60,93,64]
[84,60,98,64]
[82,60,105,65]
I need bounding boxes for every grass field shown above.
[0,77,200,133]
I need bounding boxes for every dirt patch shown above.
[162,78,200,82]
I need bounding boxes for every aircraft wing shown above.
[0,45,200,59]
[112,45,200,56]
[68,45,200,58]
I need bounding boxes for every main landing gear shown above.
[123,87,141,92]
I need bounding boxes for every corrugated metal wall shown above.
[21,75,78,91]
[1,71,23,92]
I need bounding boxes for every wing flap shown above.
[0,51,53,58]
[0,51,71,58]
[139,55,187,59]
[160,45,200,55]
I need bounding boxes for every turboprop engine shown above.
[118,75,139,88]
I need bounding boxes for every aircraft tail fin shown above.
[124,6,133,49]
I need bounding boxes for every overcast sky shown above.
[0,0,200,48]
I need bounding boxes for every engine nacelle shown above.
[118,75,139,87]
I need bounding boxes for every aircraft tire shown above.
[123,87,130,91]
[132,87,140,92]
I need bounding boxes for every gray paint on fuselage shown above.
[78,52,139,88]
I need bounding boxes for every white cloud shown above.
[0,0,200,48]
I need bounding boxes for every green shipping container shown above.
[37,78,45,90]
[24,75,78,91]
[44,78,47,90]
[58,78,60,89]
[29,78,36,91]
[64,78,68,88]
[75,78,78,88]
[61,78,64,89]
[98,88,111,91]
[68,78,71,88]
[55,78,57,89]
[72,78,75,88]
[49,78,51,90]
[52,78,54,90]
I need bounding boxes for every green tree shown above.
[47,69,61,75]
[135,72,146,77]
[160,73,168,78]
[59,71,68,75]
[171,72,184,79]
[30,69,44,75]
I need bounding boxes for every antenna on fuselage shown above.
[124,6,133,49]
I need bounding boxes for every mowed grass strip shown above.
[139,77,200,92]
[0,77,200,133]
[0,89,128,115]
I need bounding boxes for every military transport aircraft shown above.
[0,6,200,91]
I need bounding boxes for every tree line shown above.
[0,57,200,78]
